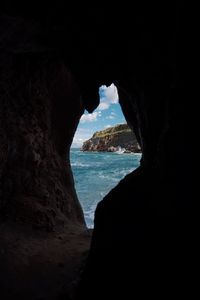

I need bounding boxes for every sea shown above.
[70,148,141,228]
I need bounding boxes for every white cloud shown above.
[80,111,99,123]
[106,111,117,120]
[72,128,93,147]
[107,115,115,120]
[97,102,110,110]
[104,124,112,129]
[97,83,119,111]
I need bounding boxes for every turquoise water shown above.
[70,148,141,228]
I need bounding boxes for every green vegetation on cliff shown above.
[82,124,141,153]
[93,124,131,138]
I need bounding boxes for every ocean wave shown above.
[98,174,119,182]
[71,162,90,167]
[71,149,141,228]
[84,203,97,228]
[117,168,135,177]
[100,191,106,197]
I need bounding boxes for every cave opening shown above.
[0,4,188,299]
[70,84,141,228]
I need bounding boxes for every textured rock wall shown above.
[0,55,85,230]
[0,51,91,299]
[0,4,192,300]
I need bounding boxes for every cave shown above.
[0,3,193,300]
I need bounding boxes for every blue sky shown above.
[72,84,126,148]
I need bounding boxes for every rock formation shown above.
[82,124,141,153]
[0,3,193,300]
[0,16,91,299]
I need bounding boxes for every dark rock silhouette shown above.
[82,124,140,153]
[0,52,92,299]
[0,57,85,229]
[0,3,193,300]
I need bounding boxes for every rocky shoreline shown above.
[81,124,141,153]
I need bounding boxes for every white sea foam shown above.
[71,162,90,167]
[118,168,136,177]
[98,174,119,182]
[84,203,97,228]
[115,146,126,154]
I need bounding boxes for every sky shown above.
[72,84,126,148]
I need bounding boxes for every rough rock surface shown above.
[0,222,92,300]
[0,55,85,229]
[0,26,91,298]
[0,4,193,300]
[82,124,141,153]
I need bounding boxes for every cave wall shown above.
[0,15,92,299]
[0,53,85,230]
[0,3,192,300]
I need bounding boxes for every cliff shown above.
[82,124,141,153]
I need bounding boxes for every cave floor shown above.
[0,222,92,299]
